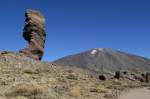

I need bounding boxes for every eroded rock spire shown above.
[20,9,46,60]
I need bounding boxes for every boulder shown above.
[114,71,121,79]
[99,75,106,80]
[146,72,150,83]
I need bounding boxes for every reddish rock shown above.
[20,9,46,61]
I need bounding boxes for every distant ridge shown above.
[53,48,150,73]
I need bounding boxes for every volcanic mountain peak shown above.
[90,48,104,55]
[89,48,117,55]
[54,48,150,73]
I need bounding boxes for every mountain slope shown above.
[53,48,150,73]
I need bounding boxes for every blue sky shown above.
[0,0,150,61]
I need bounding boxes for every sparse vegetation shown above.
[24,69,34,74]
[6,83,46,98]
[66,73,78,80]
[0,52,147,99]
[112,79,123,86]
[90,84,107,93]
[104,93,113,98]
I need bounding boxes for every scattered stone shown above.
[99,75,106,80]
[134,75,145,82]
[141,73,145,77]
[146,72,150,83]
[122,71,128,75]
[114,71,121,79]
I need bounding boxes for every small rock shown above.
[99,75,106,80]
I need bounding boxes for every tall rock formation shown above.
[20,9,46,61]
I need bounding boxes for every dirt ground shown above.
[118,87,150,99]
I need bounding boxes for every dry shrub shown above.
[0,97,7,99]
[5,83,47,98]
[11,96,28,99]
[112,79,123,86]
[69,86,81,97]
[24,69,34,74]
[66,73,78,80]
[90,85,107,93]
[103,93,113,98]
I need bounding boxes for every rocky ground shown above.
[0,51,147,99]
